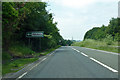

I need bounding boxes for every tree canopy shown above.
[2,2,65,55]
[84,18,120,41]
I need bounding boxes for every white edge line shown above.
[76,50,80,52]
[90,57,118,73]
[81,52,88,57]
[18,72,27,79]
[18,57,49,79]
[49,52,54,56]
[49,54,52,56]
[84,47,118,55]
[30,66,34,70]
[30,57,47,71]
[42,58,47,61]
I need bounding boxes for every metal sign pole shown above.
[40,38,41,50]
[26,31,44,50]
[29,38,30,47]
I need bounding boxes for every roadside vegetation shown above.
[72,39,118,53]
[2,58,38,75]
[2,2,70,76]
[2,45,60,76]
[72,18,120,53]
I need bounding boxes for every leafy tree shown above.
[2,2,65,58]
[84,18,120,41]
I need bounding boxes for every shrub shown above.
[2,52,12,60]
[10,45,35,57]
[103,35,113,45]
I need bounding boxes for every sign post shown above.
[26,31,44,50]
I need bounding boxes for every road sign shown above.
[26,31,44,38]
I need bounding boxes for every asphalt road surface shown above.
[7,46,119,79]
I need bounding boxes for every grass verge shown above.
[2,58,38,76]
[2,45,61,76]
[72,39,118,53]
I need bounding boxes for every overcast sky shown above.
[43,0,119,40]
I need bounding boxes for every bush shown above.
[10,45,35,57]
[72,39,118,53]
[103,35,113,45]
[2,52,12,60]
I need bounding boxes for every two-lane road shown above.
[17,46,118,78]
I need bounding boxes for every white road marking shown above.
[74,48,76,50]
[18,57,47,79]
[72,48,88,57]
[29,57,47,71]
[17,50,55,79]
[49,52,54,56]
[90,57,118,73]
[83,47,119,55]
[76,50,80,52]
[72,48,74,49]
[81,52,88,57]
[42,58,47,61]
[35,64,39,67]
[51,52,54,55]
[56,49,65,50]
[72,48,78,51]
[72,48,75,50]
[30,66,35,70]
[72,47,118,73]
[18,72,27,79]
[49,54,52,56]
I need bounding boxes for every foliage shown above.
[72,39,118,53]
[9,45,35,58]
[84,18,120,41]
[103,34,113,45]
[2,58,38,75]
[2,2,65,59]
[2,46,61,75]
[64,40,73,46]
[2,52,12,61]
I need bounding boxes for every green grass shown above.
[34,45,61,57]
[9,45,35,57]
[72,39,118,53]
[42,48,57,56]
[0,64,2,77]
[2,52,12,61]
[2,45,61,76]
[2,58,38,76]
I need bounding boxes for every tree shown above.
[84,18,120,41]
